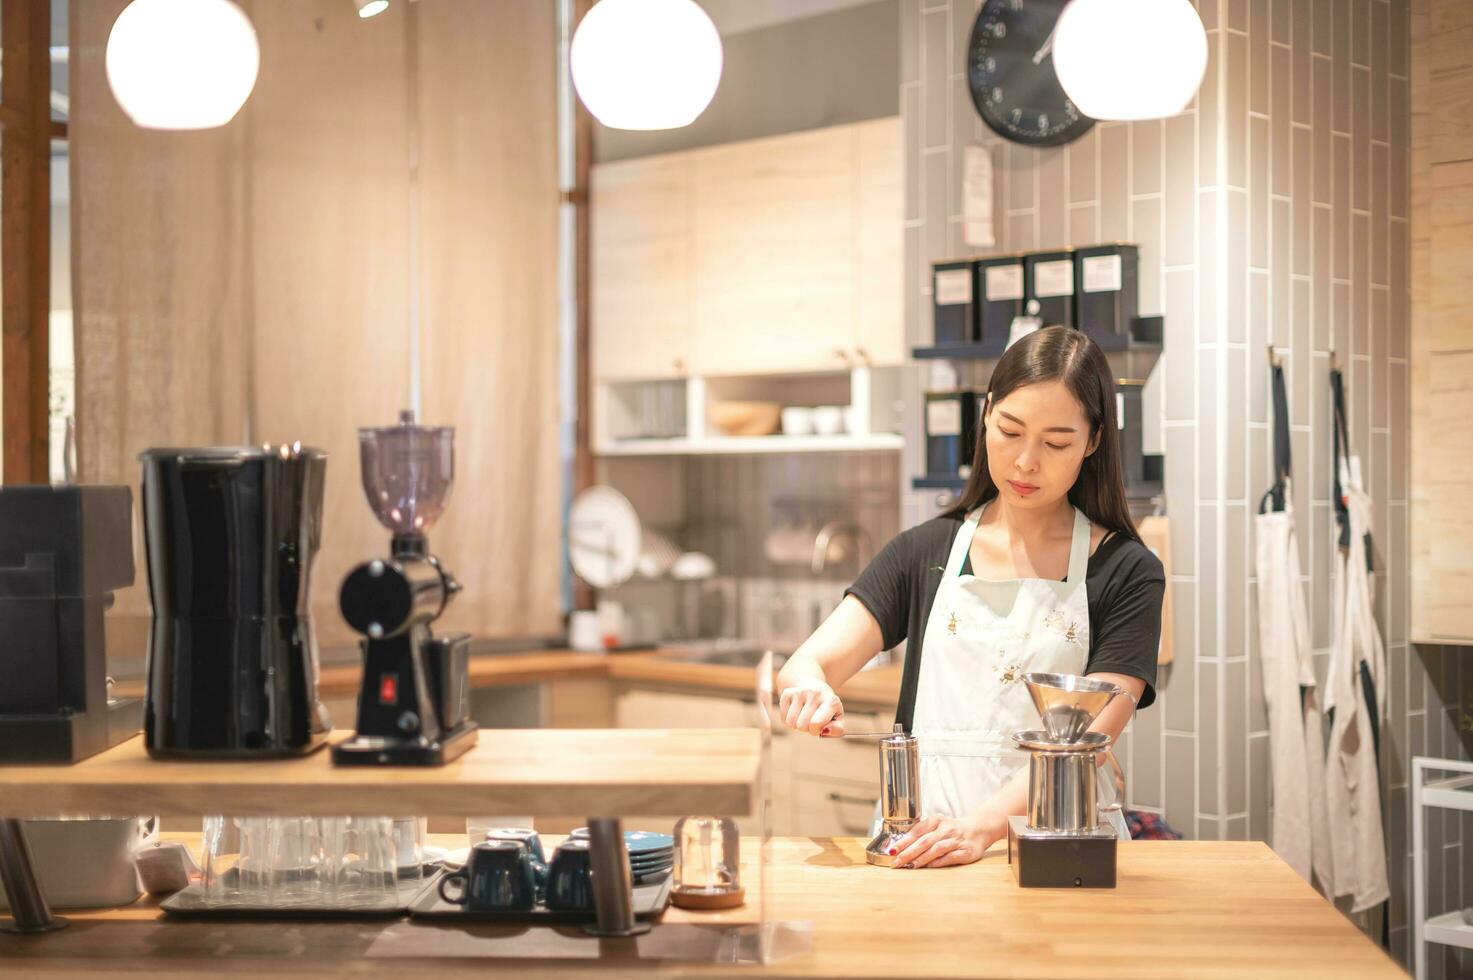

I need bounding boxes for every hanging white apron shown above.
[910,503,1129,838]
[1324,485,1390,912]
[1253,489,1333,890]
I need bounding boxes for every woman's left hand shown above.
[889,813,1001,869]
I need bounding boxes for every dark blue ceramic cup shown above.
[545,838,594,911]
[487,829,548,892]
[439,840,536,911]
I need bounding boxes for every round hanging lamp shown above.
[106,0,260,130]
[570,0,723,131]
[1052,0,1207,122]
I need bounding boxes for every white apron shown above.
[1253,490,1333,890]
[1324,485,1389,912]
[910,503,1129,838]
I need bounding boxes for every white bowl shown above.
[781,407,815,436]
[812,406,845,436]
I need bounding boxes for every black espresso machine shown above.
[0,485,140,763]
[332,411,478,766]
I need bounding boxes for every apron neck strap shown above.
[1064,507,1091,584]
[945,509,984,577]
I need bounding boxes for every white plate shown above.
[568,485,642,589]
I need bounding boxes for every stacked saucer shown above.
[570,828,674,884]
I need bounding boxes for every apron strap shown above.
[946,510,983,577]
[1064,507,1091,585]
[1259,363,1292,515]
[895,513,978,735]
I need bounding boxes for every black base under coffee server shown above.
[333,411,478,767]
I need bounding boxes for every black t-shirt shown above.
[845,514,1165,728]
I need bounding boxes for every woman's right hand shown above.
[778,682,846,737]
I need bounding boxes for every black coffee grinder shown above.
[333,411,478,767]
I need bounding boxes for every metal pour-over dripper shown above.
[1023,673,1122,743]
[359,410,454,548]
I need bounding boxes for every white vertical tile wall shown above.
[900,1,1449,967]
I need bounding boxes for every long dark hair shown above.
[943,326,1140,544]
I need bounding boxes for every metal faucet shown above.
[811,520,874,575]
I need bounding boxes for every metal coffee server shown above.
[1006,673,1127,889]
[864,724,921,867]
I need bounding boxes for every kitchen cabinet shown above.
[854,116,905,368]
[590,153,694,382]
[1411,2,1473,644]
[689,125,861,376]
[589,117,903,383]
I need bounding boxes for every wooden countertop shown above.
[0,730,760,820]
[0,836,1398,978]
[111,648,904,709]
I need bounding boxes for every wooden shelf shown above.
[0,730,761,820]
[911,475,968,490]
[912,317,1165,361]
[595,433,903,456]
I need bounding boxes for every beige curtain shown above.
[72,0,561,655]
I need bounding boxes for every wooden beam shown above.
[0,0,52,484]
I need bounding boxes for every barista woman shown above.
[776,326,1163,868]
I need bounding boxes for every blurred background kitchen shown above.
[3,0,1472,973]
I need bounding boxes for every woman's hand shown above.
[778,681,846,737]
[889,811,1006,869]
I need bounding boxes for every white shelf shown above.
[1424,911,1473,951]
[1423,773,1473,812]
[595,433,904,456]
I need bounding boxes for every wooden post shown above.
[0,0,52,484]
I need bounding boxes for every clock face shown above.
[967,0,1094,147]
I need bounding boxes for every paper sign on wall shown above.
[985,264,1025,301]
[962,145,996,248]
[934,268,973,305]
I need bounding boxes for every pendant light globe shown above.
[571,0,723,131]
[105,0,260,130]
[1052,0,1207,122]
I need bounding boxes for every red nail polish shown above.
[888,848,896,855]
[821,727,830,736]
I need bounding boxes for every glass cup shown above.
[328,816,398,909]
[269,816,329,906]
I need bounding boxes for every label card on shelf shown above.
[927,400,962,437]
[934,269,973,306]
[1033,260,1075,297]
[985,265,1025,301]
[1082,254,1123,293]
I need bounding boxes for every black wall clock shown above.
[967,0,1094,147]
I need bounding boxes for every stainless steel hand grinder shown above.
[865,724,920,867]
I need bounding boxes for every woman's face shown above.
[983,380,1098,509]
